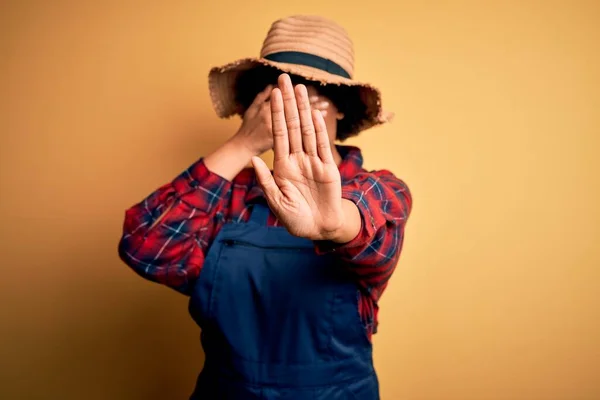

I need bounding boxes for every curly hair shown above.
[233,66,367,141]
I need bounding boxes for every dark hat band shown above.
[264,51,351,79]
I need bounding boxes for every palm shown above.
[272,151,341,237]
[252,74,344,240]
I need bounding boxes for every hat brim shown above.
[208,57,394,135]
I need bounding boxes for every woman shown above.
[119,15,412,400]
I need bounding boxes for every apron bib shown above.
[188,202,379,399]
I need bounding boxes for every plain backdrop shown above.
[1,1,599,399]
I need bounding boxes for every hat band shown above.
[264,51,351,79]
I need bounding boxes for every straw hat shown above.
[208,15,393,136]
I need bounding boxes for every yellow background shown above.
[1,1,599,399]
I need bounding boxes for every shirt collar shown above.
[245,145,364,204]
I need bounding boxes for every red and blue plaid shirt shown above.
[118,145,412,339]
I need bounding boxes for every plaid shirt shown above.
[118,145,412,339]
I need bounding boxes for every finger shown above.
[278,74,303,154]
[247,84,273,116]
[251,156,282,203]
[294,84,318,157]
[270,88,289,160]
[255,84,274,105]
[312,110,334,164]
[259,101,272,128]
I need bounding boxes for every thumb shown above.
[251,156,281,203]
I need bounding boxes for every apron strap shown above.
[249,202,270,225]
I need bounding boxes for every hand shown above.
[232,84,274,157]
[251,74,346,241]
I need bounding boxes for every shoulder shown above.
[340,147,412,209]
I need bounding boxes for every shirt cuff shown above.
[171,158,232,213]
[314,188,377,256]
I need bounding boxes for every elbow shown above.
[115,230,195,296]
[117,234,136,269]
[117,226,146,271]
[117,234,158,285]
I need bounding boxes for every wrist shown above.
[323,199,361,244]
[230,129,262,158]
[204,132,257,181]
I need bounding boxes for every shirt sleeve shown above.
[117,158,232,295]
[314,169,413,298]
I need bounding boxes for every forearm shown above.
[146,135,250,229]
[149,135,251,229]
[314,171,412,292]
[123,149,235,241]
[119,157,234,292]
[204,135,257,181]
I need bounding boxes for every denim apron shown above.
[188,202,379,399]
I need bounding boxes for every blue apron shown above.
[188,202,379,399]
